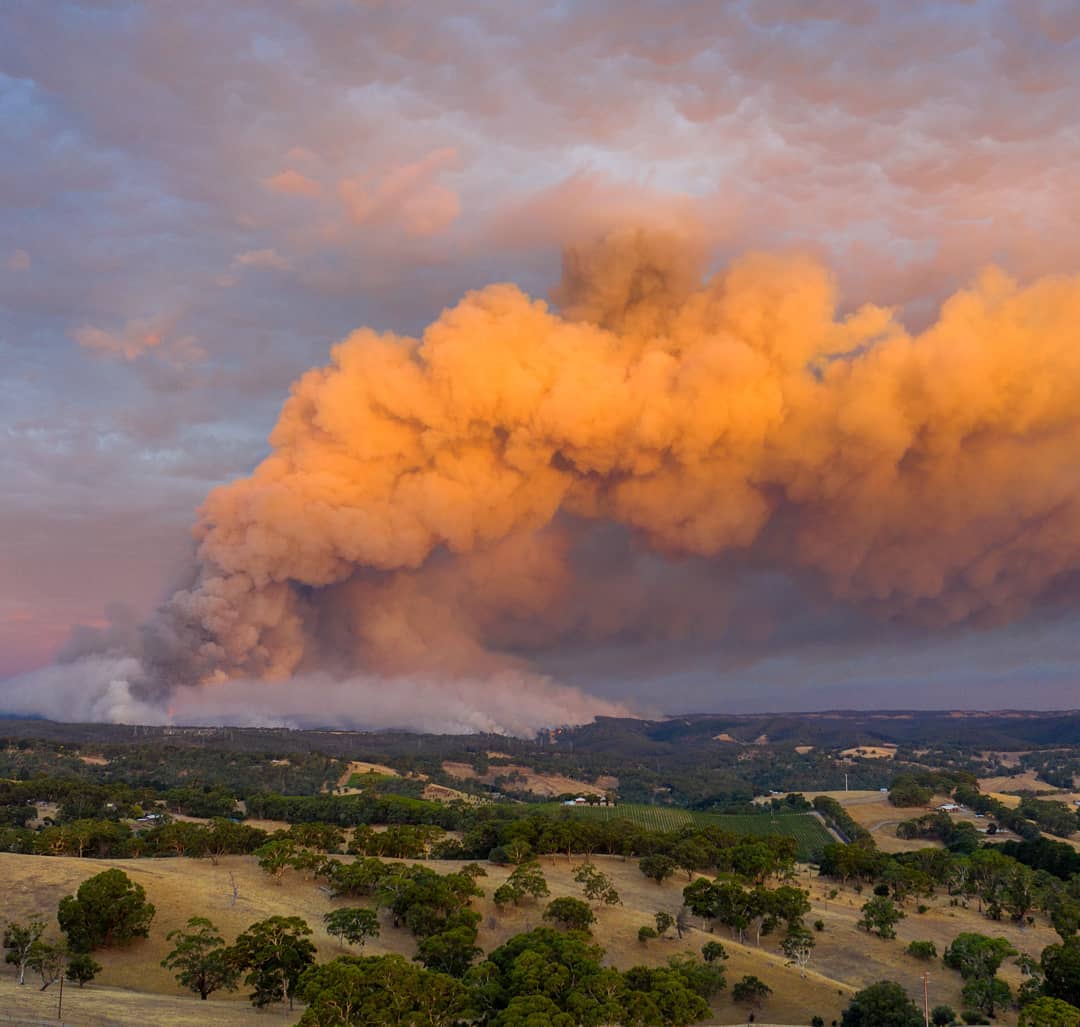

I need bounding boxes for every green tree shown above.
[3,919,45,985]
[638,925,657,943]
[944,933,1017,981]
[229,916,316,1009]
[889,777,933,807]
[323,908,380,950]
[857,895,905,939]
[543,897,596,933]
[504,861,550,905]
[701,940,727,963]
[65,952,101,987]
[841,980,924,1027]
[255,838,297,882]
[161,916,238,1000]
[961,974,1011,1017]
[57,868,155,952]
[931,1005,957,1026]
[1019,996,1080,1027]
[1042,936,1080,1006]
[639,854,676,884]
[415,925,482,976]
[573,863,620,907]
[732,974,771,1009]
[295,954,470,1027]
[498,994,577,1026]
[654,911,675,938]
[622,963,713,1024]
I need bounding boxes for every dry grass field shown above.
[441,760,611,798]
[978,771,1056,795]
[0,840,1055,1025]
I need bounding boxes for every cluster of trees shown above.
[295,927,726,1026]
[819,839,1080,934]
[1018,796,1080,839]
[0,815,271,860]
[896,811,989,852]
[682,876,813,965]
[4,868,155,992]
[816,833,1080,1020]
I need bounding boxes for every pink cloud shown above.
[338,148,461,238]
[72,318,204,366]
[264,168,321,198]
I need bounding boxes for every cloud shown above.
[231,248,291,271]
[72,319,166,361]
[71,318,204,366]
[6,248,30,271]
[264,169,321,198]
[339,149,461,238]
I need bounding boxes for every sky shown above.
[2,1,1080,728]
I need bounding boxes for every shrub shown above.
[814,919,826,932]
[638,925,658,943]
[701,940,728,963]
[908,940,938,960]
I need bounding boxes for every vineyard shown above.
[692,811,834,858]
[532,803,833,859]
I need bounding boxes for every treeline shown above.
[0,740,342,796]
[811,795,873,844]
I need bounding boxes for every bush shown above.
[638,925,657,943]
[907,940,938,960]
[961,1013,989,1026]
[814,919,825,932]
[701,940,727,963]
[931,1006,956,1026]
[732,975,771,1008]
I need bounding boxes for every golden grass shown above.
[0,846,1048,1025]
[441,761,609,798]
[839,745,897,759]
[978,771,1054,795]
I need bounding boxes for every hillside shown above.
[2,847,1054,1025]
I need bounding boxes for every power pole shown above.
[921,970,930,1027]
[845,772,849,792]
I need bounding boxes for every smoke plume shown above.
[8,229,1080,732]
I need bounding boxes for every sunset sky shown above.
[3,2,1080,724]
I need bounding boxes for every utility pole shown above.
[845,772,849,792]
[57,967,64,1021]
[921,970,930,1027]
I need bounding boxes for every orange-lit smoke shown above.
[140,228,1080,726]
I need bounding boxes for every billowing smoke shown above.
[8,229,1080,732]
